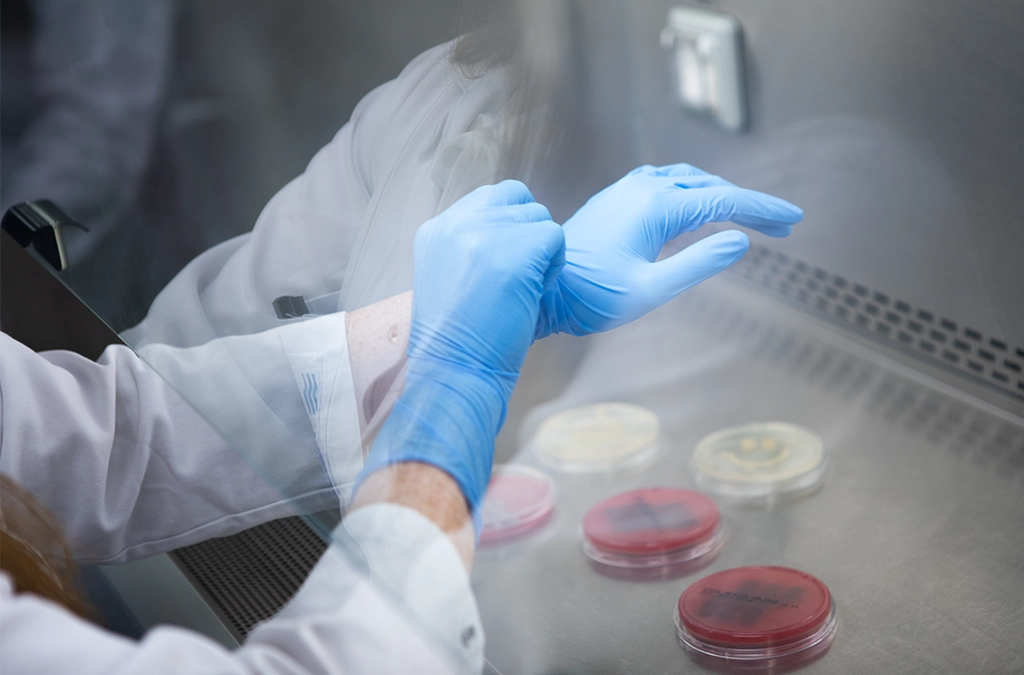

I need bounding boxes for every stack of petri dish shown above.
[581,487,724,579]
[479,465,556,547]
[532,403,660,473]
[675,565,838,671]
[692,422,827,500]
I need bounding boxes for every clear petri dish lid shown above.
[479,465,556,546]
[581,488,723,573]
[532,403,660,474]
[675,566,837,669]
[692,422,826,499]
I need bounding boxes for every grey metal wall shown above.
[606,0,1023,346]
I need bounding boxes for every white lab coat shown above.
[0,333,483,673]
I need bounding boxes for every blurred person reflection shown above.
[0,0,175,255]
[0,0,175,337]
[2,0,464,332]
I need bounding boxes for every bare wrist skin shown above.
[351,463,475,570]
[346,292,477,568]
[344,292,412,438]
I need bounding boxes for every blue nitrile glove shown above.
[355,180,565,530]
[534,163,804,338]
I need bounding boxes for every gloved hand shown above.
[535,163,803,338]
[355,180,564,529]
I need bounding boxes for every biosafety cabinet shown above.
[2,1,1022,673]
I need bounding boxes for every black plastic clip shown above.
[1,200,88,271]
[273,295,311,319]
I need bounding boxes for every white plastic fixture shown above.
[660,5,747,132]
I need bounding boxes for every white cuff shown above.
[341,503,484,674]
[278,313,364,501]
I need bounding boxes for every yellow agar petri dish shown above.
[692,422,826,498]
[532,403,660,473]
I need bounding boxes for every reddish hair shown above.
[0,475,94,619]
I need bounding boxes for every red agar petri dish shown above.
[581,488,723,570]
[676,566,837,670]
[479,465,555,546]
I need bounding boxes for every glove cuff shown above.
[354,356,516,533]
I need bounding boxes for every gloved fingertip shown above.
[652,230,749,298]
[754,221,795,238]
[776,200,804,223]
[753,192,804,224]
[712,229,750,257]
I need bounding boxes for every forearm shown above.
[344,291,412,440]
[350,463,474,569]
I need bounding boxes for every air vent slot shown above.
[732,245,1024,402]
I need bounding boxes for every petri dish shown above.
[532,403,659,473]
[675,566,837,671]
[692,423,826,499]
[581,487,723,574]
[479,465,555,546]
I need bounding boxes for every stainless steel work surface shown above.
[473,276,1024,674]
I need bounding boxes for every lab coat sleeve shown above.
[135,312,365,506]
[0,330,351,564]
[0,505,483,675]
[118,46,444,349]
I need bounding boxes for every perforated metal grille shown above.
[731,245,1024,401]
[170,516,326,639]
